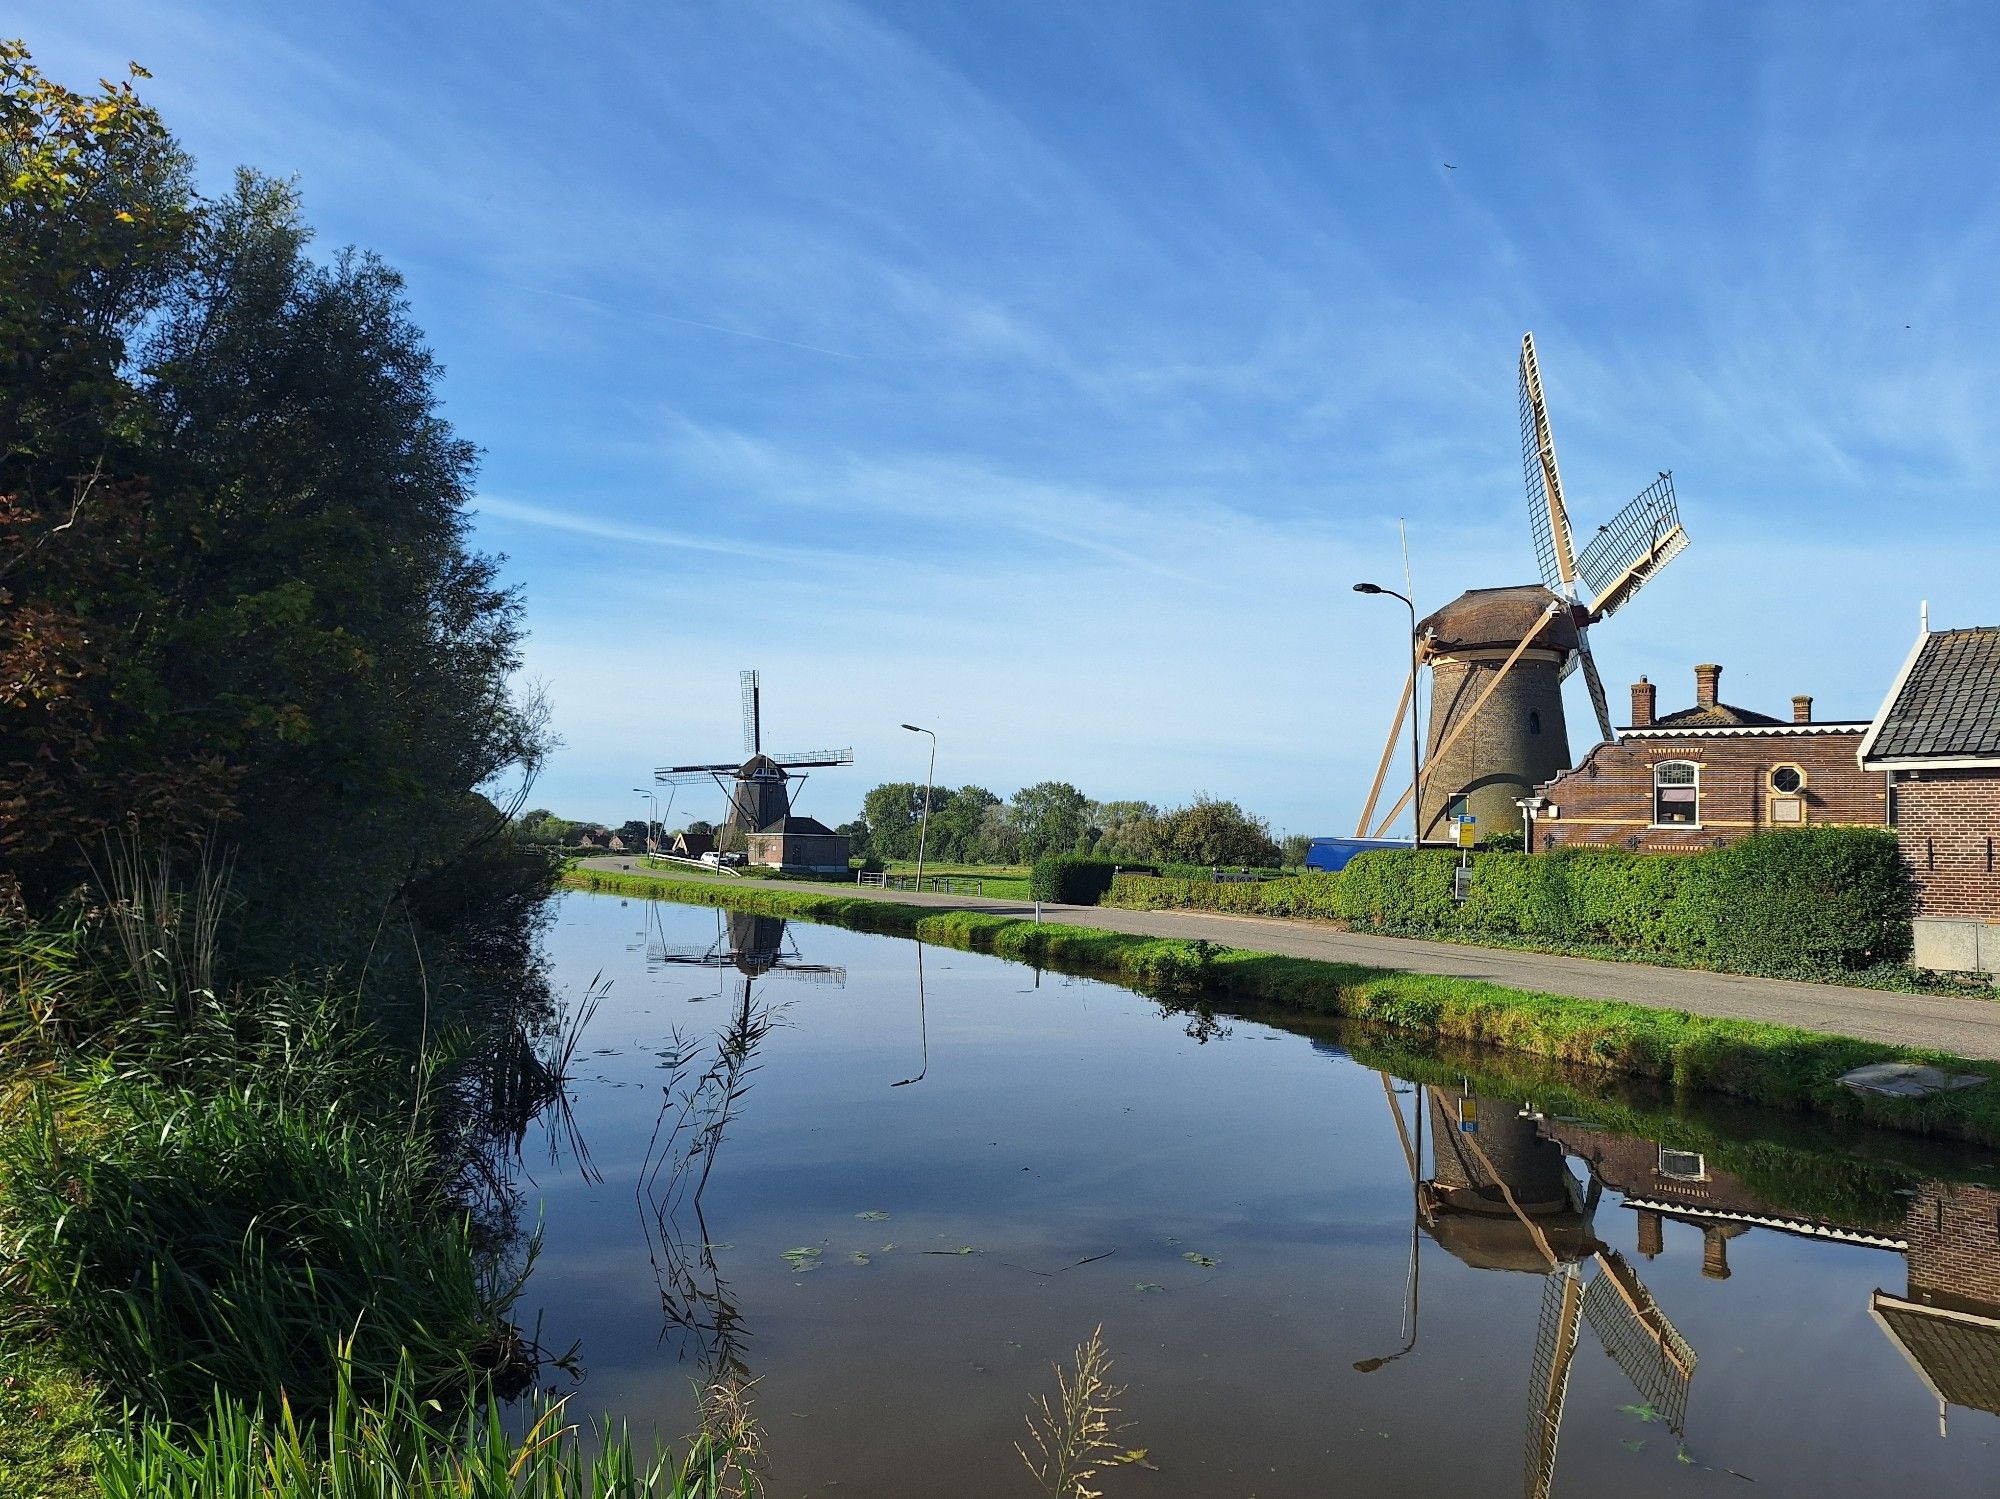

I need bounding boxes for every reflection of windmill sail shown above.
[1524,1263,1585,1499]
[1582,1250,1697,1433]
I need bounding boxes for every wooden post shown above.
[1354,666,1415,838]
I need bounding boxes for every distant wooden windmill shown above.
[1356,335,1691,843]
[655,670,853,849]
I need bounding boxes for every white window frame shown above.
[1658,1147,1709,1182]
[1651,759,1702,830]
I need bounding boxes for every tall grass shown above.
[93,1347,759,1498]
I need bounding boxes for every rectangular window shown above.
[1653,761,1699,826]
[1658,1148,1708,1181]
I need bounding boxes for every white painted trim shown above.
[1858,624,1933,768]
[1863,755,2000,772]
[1619,723,1868,739]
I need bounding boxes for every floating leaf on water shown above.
[1106,1449,1158,1470]
[922,1246,978,1256]
[855,1210,890,1222]
[1621,1439,1647,1452]
[1133,1282,1166,1293]
[848,1252,871,1266]
[1618,1402,1663,1424]
[782,1246,823,1272]
[1676,1445,1695,1465]
[1183,1252,1219,1268]
[880,1243,897,1252]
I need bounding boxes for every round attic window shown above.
[1769,764,1806,795]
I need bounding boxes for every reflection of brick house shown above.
[1542,1122,1904,1278]
[1859,625,2000,975]
[1525,663,1882,853]
[1872,1182,2000,1434]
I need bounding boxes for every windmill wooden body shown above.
[656,670,853,847]
[1356,335,1690,843]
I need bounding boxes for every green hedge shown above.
[1108,827,1913,978]
[1028,854,1120,904]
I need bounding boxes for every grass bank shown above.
[564,867,2000,1149]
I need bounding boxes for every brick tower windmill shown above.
[1356,335,1691,843]
[655,671,853,864]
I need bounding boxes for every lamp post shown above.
[632,788,660,851]
[901,723,936,891]
[1354,583,1423,847]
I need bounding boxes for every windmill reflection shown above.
[1369,1077,1699,1499]
[637,909,845,1385]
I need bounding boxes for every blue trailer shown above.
[1303,836,1407,873]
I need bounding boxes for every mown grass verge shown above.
[564,867,2000,1150]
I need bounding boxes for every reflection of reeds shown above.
[1018,1326,1125,1499]
[639,995,776,1387]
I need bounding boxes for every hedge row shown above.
[1028,854,1121,904]
[1108,827,1913,978]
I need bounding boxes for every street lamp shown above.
[901,723,937,892]
[632,788,660,852]
[1354,583,1423,847]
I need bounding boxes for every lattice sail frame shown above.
[1575,473,1688,622]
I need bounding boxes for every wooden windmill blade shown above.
[1520,333,1581,598]
[1578,473,1689,622]
[1574,628,1616,742]
[1523,1263,1587,1499]
[741,670,761,756]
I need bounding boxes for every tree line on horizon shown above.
[521,783,1301,867]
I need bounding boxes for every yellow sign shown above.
[1454,820,1478,848]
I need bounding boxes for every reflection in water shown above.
[1392,1083,1697,1499]
[529,896,2000,1497]
[636,912,848,1386]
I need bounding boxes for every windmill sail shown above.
[1519,333,1579,597]
[741,670,761,756]
[1523,1263,1586,1499]
[1577,473,1688,621]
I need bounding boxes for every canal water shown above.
[518,891,2000,1497]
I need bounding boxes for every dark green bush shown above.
[1028,854,1120,904]
[1106,828,1912,979]
[1695,826,1912,972]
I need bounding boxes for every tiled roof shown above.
[1650,702,1784,728]
[752,816,839,837]
[1873,1294,2000,1417]
[1869,628,2000,761]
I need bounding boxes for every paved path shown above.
[575,859,2000,1061]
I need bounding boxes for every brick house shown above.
[1524,663,1883,853]
[1858,625,2000,975]
[1872,1182,2000,1434]
[743,815,851,874]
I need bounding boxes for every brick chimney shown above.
[1636,1208,1664,1259]
[1630,677,1656,728]
[1694,663,1722,710]
[1792,694,1813,724]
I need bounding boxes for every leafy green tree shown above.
[1010,782,1090,862]
[1,46,552,975]
[1089,800,1161,862]
[1281,833,1312,868]
[859,782,925,861]
[928,785,999,863]
[1154,796,1281,867]
[974,803,1019,864]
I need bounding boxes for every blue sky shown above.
[23,2,2000,836]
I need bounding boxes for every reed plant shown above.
[91,1344,759,1498]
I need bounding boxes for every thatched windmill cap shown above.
[1418,584,1579,654]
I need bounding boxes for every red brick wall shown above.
[1534,729,1882,853]
[1904,1182,2000,1313]
[1892,770,2000,921]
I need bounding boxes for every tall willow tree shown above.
[0,43,551,977]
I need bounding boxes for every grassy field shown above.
[561,867,2000,1150]
[879,860,1032,899]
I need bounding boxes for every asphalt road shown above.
[575,858,2000,1061]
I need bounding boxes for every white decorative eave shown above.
[1860,754,2000,772]
[1858,625,1932,769]
[1618,722,1869,740]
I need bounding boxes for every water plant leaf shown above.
[1621,1439,1647,1452]
[848,1252,871,1266]
[1182,1252,1219,1268]
[855,1210,889,1222]
[1618,1402,1663,1424]
[923,1245,978,1256]
[1676,1445,1695,1465]
[782,1246,823,1272]
[1133,1282,1165,1293]
[1106,1448,1158,1470]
